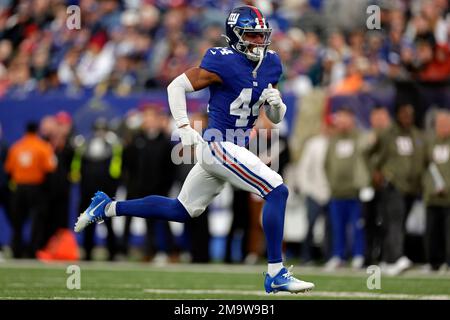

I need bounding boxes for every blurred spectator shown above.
[140,105,178,263]
[41,112,75,248]
[224,187,250,263]
[76,31,115,88]
[5,56,36,96]
[155,39,193,87]
[4,121,56,258]
[119,110,143,257]
[73,118,120,261]
[107,52,139,96]
[148,8,187,84]
[39,114,58,142]
[30,48,50,91]
[422,110,450,272]
[403,32,450,83]
[99,0,122,31]
[138,4,160,36]
[405,0,448,45]
[121,105,177,262]
[0,0,446,98]
[324,108,369,271]
[371,103,425,275]
[296,122,331,265]
[361,106,392,266]
[331,57,367,95]
[57,48,82,89]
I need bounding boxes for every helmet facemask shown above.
[232,27,272,62]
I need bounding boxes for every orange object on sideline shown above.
[37,229,80,261]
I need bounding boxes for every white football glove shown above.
[265,83,282,108]
[177,125,204,146]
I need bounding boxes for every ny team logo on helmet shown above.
[224,6,272,62]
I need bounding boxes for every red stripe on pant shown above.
[211,142,270,194]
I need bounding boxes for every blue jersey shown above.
[199,47,283,146]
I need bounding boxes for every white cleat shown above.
[74,191,111,233]
[264,266,315,294]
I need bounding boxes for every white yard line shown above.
[143,288,450,300]
[1,289,448,300]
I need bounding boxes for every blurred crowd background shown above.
[0,0,448,98]
[0,0,449,275]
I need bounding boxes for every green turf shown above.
[0,261,449,300]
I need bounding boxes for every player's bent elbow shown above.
[167,78,177,94]
[168,73,194,94]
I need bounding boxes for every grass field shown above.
[0,261,449,300]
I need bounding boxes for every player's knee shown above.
[189,208,205,218]
[173,199,193,221]
[277,184,289,201]
[176,198,204,219]
[266,183,289,202]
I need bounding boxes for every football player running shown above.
[75,5,314,294]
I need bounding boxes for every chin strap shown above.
[252,48,264,79]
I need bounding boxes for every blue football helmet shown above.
[224,5,272,62]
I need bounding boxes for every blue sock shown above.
[262,184,289,264]
[116,196,191,223]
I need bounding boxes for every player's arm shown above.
[185,67,222,91]
[167,67,222,145]
[264,83,287,124]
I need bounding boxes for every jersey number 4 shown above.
[230,88,269,127]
